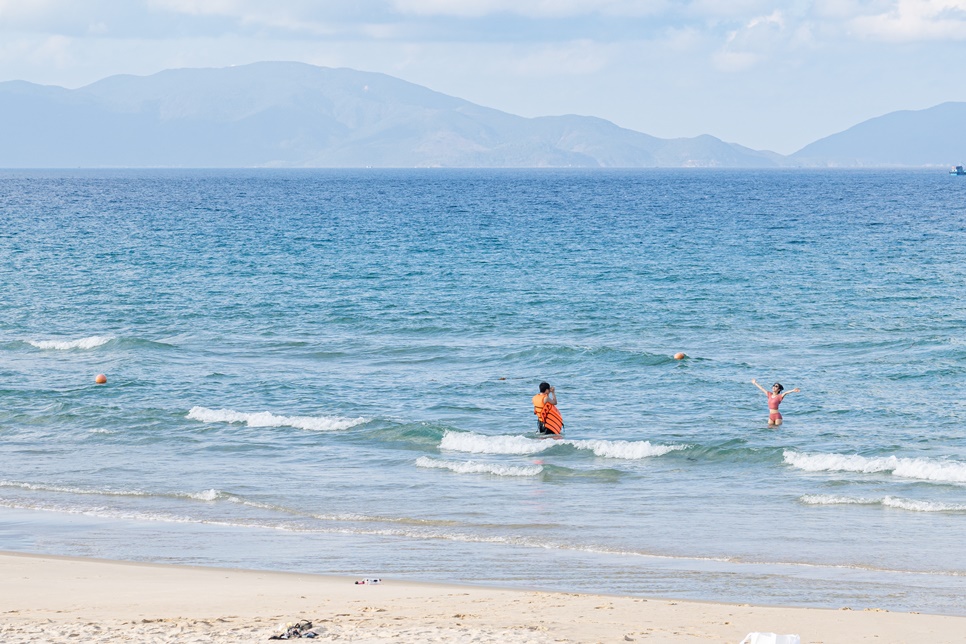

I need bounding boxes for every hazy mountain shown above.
[0,62,780,168]
[789,102,966,167]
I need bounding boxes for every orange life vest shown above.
[532,393,546,416]
[538,402,564,435]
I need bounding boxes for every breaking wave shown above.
[415,456,543,477]
[567,438,687,459]
[439,431,687,460]
[783,450,966,484]
[187,406,366,432]
[800,494,966,513]
[27,335,113,350]
[439,431,550,455]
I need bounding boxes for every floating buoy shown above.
[94,373,107,384]
[673,352,686,360]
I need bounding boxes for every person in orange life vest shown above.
[532,382,558,434]
[752,379,800,426]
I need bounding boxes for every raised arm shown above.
[780,387,801,399]
[751,379,769,395]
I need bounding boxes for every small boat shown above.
[951,165,966,175]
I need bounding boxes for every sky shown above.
[1,0,965,154]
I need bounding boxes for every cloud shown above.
[684,0,783,20]
[712,10,786,72]
[6,0,965,46]
[850,0,966,41]
[809,0,889,21]
[0,0,385,39]
[145,0,356,36]
[0,0,57,23]
[0,0,112,35]
[388,0,668,19]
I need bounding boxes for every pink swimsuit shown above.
[768,393,783,419]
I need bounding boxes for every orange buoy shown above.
[95,373,107,384]
[673,352,686,360]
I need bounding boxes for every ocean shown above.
[2,168,966,614]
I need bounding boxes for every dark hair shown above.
[773,383,784,393]
[539,382,551,393]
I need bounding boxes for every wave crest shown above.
[415,456,542,477]
[440,431,551,455]
[187,406,366,432]
[28,336,113,350]
[184,489,223,502]
[568,438,687,459]
[801,494,966,512]
[784,450,966,483]
[439,431,686,460]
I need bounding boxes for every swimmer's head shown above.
[539,382,551,393]
[772,383,784,393]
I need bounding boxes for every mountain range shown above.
[0,61,962,168]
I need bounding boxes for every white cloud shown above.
[851,0,966,41]
[146,0,242,15]
[712,10,787,72]
[146,0,341,36]
[810,0,890,21]
[0,0,118,35]
[684,0,778,19]
[389,0,667,19]
[0,0,57,22]
[8,0,966,46]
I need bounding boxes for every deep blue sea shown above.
[2,169,966,614]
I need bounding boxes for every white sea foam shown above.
[799,494,877,506]
[183,489,222,502]
[439,431,686,460]
[0,479,226,503]
[567,439,687,460]
[27,335,113,350]
[0,480,147,496]
[784,450,966,483]
[439,431,551,454]
[881,497,966,512]
[187,406,366,432]
[415,456,542,477]
[0,499,199,525]
[801,494,966,512]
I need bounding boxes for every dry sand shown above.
[1,551,963,643]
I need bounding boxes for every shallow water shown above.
[2,168,966,613]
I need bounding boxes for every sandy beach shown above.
[0,551,963,643]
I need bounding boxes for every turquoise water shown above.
[2,169,966,613]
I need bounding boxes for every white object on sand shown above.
[740,634,800,644]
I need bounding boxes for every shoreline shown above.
[2,551,966,642]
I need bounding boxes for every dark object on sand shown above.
[269,620,317,639]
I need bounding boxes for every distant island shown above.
[0,61,963,168]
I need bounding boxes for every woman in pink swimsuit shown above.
[752,379,800,426]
